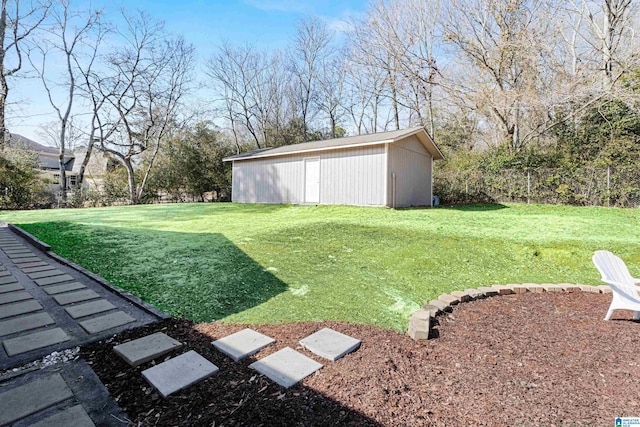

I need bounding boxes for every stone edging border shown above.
[408,283,612,340]
[8,223,171,320]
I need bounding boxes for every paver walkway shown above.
[0,226,161,370]
[0,359,127,426]
[0,224,169,426]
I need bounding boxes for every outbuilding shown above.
[223,126,444,207]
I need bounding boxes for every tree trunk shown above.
[0,0,7,150]
[0,74,7,149]
[388,69,400,130]
[373,94,379,132]
[58,148,67,204]
[77,125,96,188]
[603,2,614,85]
[427,87,435,139]
[329,113,336,138]
[137,138,162,202]
[124,159,136,204]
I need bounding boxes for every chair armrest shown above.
[603,279,640,297]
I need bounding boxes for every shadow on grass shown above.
[438,203,509,212]
[18,221,289,323]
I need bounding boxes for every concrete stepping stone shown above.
[28,269,66,279]
[79,311,135,334]
[0,312,55,337]
[114,332,183,366]
[13,257,43,264]
[65,299,116,319]
[30,404,96,427]
[212,328,275,361]
[3,327,70,356]
[53,289,100,305]
[0,269,12,276]
[35,274,75,286]
[43,282,87,295]
[0,274,18,285]
[18,261,50,269]
[0,300,43,319]
[0,290,32,305]
[0,373,73,425]
[299,328,362,361]
[22,264,56,273]
[249,347,323,388]
[0,282,24,293]
[142,350,219,398]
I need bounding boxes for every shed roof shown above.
[223,127,444,162]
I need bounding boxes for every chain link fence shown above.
[434,166,640,208]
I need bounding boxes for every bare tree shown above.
[443,0,552,151]
[0,0,49,148]
[28,0,99,204]
[316,55,345,138]
[342,43,389,134]
[208,42,263,149]
[94,11,194,204]
[566,0,635,87]
[73,11,109,189]
[290,17,332,140]
[348,1,437,132]
[208,43,297,149]
[36,118,82,150]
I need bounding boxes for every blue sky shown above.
[9,0,369,142]
[101,0,367,54]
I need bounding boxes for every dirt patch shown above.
[81,292,640,426]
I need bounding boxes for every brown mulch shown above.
[81,292,640,426]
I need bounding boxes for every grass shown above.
[2,203,639,331]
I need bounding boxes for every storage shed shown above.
[223,127,444,207]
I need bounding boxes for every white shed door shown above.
[304,158,320,203]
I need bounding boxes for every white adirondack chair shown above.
[592,250,640,321]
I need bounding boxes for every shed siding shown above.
[232,155,304,203]
[387,135,432,207]
[319,145,386,206]
[232,144,386,205]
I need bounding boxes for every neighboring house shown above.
[7,134,107,192]
[8,134,79,190]
[223,127,444,208]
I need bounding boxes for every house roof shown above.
[7,133,75,171]
[223,127,444,162]
[7,133,59,154]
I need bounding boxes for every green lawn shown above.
[2,203,639,331]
